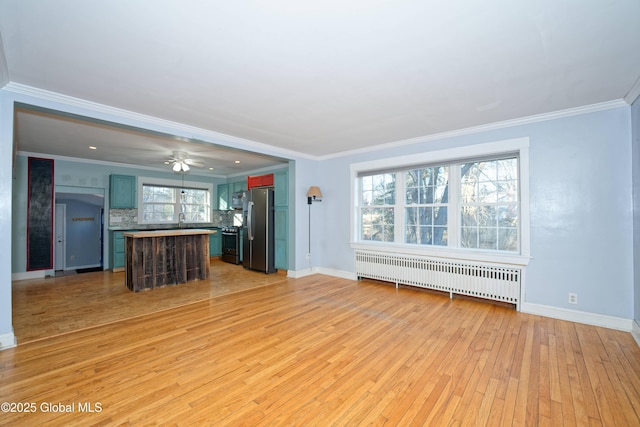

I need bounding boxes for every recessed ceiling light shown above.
[235,160,240,164]
[89,146,97,150]
[208,167,214,171]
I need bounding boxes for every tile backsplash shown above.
[109,208,240,229]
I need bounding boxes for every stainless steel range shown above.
[221,226,241,265]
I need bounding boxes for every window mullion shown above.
[395,173,405,244]
[448,164,460,248]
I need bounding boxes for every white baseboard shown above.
[315,267,357,280]
[521,302,633,332]
[287,268,315,279]
[0,330,17,350]
[12,270,46,281]
[288,267,356,280]
[632,320,640,348]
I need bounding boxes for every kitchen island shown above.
[123,229,216,292]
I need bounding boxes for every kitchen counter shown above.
[123,229,217,238]
[123,229,214,292]
[109,223,221,231]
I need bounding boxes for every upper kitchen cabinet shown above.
[274,169,288,207]
[110,174,137,208]
[217,183,230,210]
[232,181,247,193]
[217,180,247,210]
[273,168,289,270]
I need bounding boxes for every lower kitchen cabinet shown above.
[210,229,222,256]
[112,230,137,271]
[274,207,288,270]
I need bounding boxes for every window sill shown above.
[350,242,531,267]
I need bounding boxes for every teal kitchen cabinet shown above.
[218,181,248,210]
[274,207,288,270]
[273,168,289,270]
[274,169,288,207]
[111,230,137,271]
[110,174,136,208]
[232,180,247,193]
[210,229,222,256]
[217,183,230,210]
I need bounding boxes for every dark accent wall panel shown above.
[27,157,54,271]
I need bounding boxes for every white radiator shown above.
[354,250,521,310]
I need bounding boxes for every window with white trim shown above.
[351,138,529,261]
[138,177,211,224]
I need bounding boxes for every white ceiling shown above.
[1,1,640,173]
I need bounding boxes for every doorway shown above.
[54,186,105,273]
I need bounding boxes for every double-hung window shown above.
[351,138,529,263]
[138,177,212,224]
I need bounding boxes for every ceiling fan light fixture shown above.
[172,162,181,172]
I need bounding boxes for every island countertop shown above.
[123,229,217,238]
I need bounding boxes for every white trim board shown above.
[632,320,640,348]
[521,303,633,332]
[0,330,17,350]
[12,270,47,281]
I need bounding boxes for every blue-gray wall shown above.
[55,197,103,269]
[318,106,634,319]
[11,154,227,274]
[0,86,638,348]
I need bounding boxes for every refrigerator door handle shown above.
[247,201,254,241]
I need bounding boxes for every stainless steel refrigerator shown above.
[242,187,277,273]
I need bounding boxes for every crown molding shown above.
[624,75,640,105]
[3,82,316,161]
[318,99,629,160]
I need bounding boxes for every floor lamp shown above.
[306,186,323,256]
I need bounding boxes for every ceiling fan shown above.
[166,151,205,173]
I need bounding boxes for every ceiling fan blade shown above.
[184,159,205,167]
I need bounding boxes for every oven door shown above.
[221,231,240,264]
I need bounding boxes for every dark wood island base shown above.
[123,229,216,292]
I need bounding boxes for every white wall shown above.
[317,106,634,319]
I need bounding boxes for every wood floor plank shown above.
[3,270,640,425]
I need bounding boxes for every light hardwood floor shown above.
[3,266,640,425]
[12,259,289,343]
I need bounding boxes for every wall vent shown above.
[355,250,521,310]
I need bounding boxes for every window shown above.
[460,158,518,251]
[360,173,395,242]
[351,138,530,263]
[404,166,448,246]
[138,177,212,224]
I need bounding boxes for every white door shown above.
[55,203,66,271]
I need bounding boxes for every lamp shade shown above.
[172,161,190,173]
[306,186,323,199]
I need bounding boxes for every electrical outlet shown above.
[306,253,311,260]
[70,255,75,261]
[568,293,578,304]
